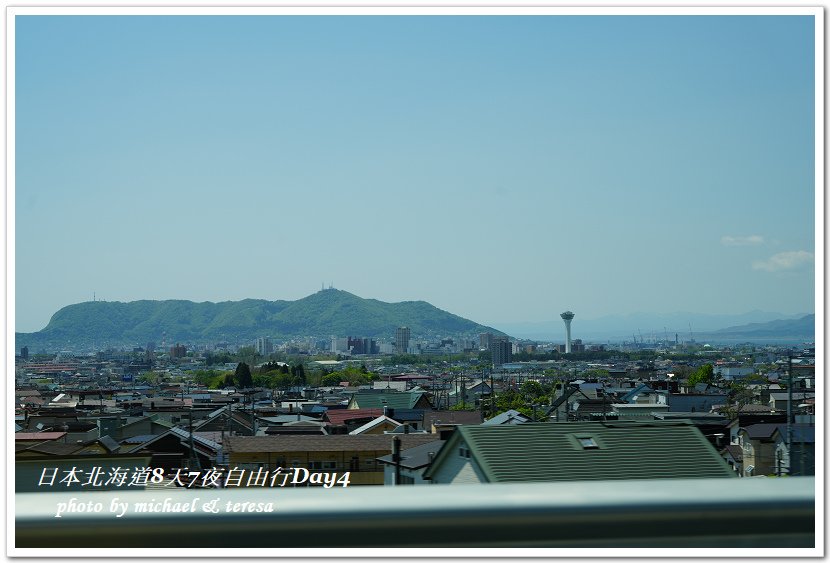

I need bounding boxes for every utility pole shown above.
[250,392,257,436]
[188,406,201,471]
[489,368,495,418]
[392,437,402,486]
[602,386,607,421]
[460,371,465,409]
[786,352,793,475]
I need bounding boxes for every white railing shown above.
[15,477,815,550]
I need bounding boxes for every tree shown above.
[137,371,160,386]
[687,364,715,387]
[582,369,610,379]
[490,388,534,419]
[322,372,344,387]
[718,381,756,420]
[252,373,273,388]
[193,369,233,389]
[235,362,253,389]
[274,372,294,390]
[318,365,378,387]
[671,365,694,380]
[520,380,545,401]
[290,364,307,385]
[222,372,235,388]
[236,346,259,366]
[204,351,234,366]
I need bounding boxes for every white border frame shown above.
[5,4,824,559]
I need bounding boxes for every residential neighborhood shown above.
[14,335,815,496]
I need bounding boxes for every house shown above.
[347,390,432,411]
[195,408,254,435]
[348,415,402,435]
[98,414,174,441]
[263,421,329,436]
[546,386,594,422]
[667,393,727,413]
[325,407,425,433]
[375,408,426,430]
[737,424,781,476]
[15,432,151,492]
[721,412,785,444]
[119,426,221,471]
[738,422,816,477]
[384,423,428,435]
[619,384,660,404]
[652,412,729,448]
[713,365,755,379]
[23,419,99,443]
[771,425,815,476]
[259,414,320,426]
[768,392,815,412]
[611,403,670,420]
[448,380,492,406]
[422,420,735,484]
[572,398,618,421]
[224,434,439,485]
[423,410,483,439]
[377,440,445,485]
[482,409,531,426]
[720,444,743,476]
[324,408,385,433]
[372,380,407,392]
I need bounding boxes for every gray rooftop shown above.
[377,440,446,469]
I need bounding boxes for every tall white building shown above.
[255,337,273,356]
[395,327,411,355]
[379,342,397,355]
[491,337,512,367]
[331,337,349,353]
[560,311,575,353]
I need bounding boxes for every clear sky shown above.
[14,14,817,333]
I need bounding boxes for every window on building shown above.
[309,461,337,470]
[578,437,599,449]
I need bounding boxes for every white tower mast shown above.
[560,311,575,354]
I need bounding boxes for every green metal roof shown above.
[349,391,428,410]
[424,420,736,482]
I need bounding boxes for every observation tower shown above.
[560,311,575,354]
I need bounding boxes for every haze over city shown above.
[15,15,816,334]
[9,9,821,554]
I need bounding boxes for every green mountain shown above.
[16,290,505,352]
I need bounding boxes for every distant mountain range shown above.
[16,293,814,353]
[15,289,505,352]
[492,311,814,344]
[704,314,815,342]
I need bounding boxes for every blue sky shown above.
[14,14,816,333]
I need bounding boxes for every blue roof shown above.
[620,384,653,404]
[383,408,424,422]
[121,434,156,444]
[483,409,531,425]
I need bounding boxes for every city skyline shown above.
[14,12,819,334]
